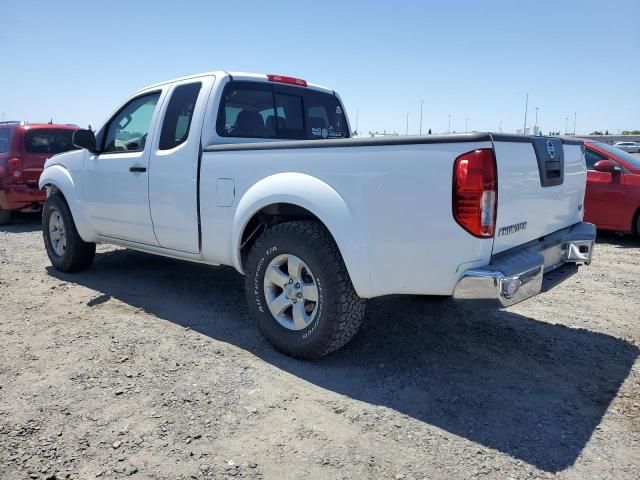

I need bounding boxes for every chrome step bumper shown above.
[453,222,595,307]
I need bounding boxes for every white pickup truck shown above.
[39,71,596,358]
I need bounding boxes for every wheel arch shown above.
[39,165,96,242]
[232,172,373,298]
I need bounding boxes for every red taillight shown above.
[7,157,24,183]
[267,74,307,87]
[453,148,497,238]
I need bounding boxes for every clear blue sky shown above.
[2,0,638,135]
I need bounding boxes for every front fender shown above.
[231,172,374,298]
[39,164,95,242]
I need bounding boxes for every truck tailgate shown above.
[491,136,586,254]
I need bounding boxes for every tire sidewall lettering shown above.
[251,244,323,341]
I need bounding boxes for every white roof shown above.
[139,70,333,95]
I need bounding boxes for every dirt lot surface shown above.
[1,214,639,480]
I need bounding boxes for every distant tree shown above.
[590,130,603,135]
[428,128,432,134]
[605,130,609,135]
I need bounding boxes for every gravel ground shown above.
[1,214,639,480]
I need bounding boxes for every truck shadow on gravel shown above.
[48,249,639,473]
[595,231,640,249]
[0,212,41,233]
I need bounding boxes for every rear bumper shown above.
[0,184,46,210]
[453,222,596,307]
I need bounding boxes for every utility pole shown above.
[573,112,577,136]
[523,93,529,134]
[448,114,451,133]
[406,112,409,136]
[419,100,423,135]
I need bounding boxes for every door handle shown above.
[129,166,147,173]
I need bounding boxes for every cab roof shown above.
[138,71,334,95]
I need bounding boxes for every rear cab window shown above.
[24,129,77,154]
[217,81,349,140]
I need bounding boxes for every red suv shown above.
[0,122,78,225]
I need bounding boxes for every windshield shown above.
[24,129,78,154]
[594,142,640,169]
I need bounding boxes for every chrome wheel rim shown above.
[48,210,66,256]
[263,254,319,331]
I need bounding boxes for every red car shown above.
[0,122,78,225]
[584,140,640,236]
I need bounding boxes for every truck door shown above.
[83,91,163,245]
[148,77,213,253]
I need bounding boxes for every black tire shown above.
[634,210,640,239]
[42,194,95,272]
[245,221,366,359]
[0,208,10,226]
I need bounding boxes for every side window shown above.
[585,148,608,170]
[103,92,161,153]
[159,82,201,150]
[217,82,275,138]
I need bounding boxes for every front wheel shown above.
[42,194,96,272]
[245,221,366,359]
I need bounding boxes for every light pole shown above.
[523,93,529,134]
[499,120,503,132]
[565,117,569,135]
[534,107,539,133]
[573,112,577,136]
[448,114,451,133]
[419,100,423,135]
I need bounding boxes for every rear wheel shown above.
[42,194,95,272]
[0,208,10,226]
[634,210,640,239]
[245,221,366,359]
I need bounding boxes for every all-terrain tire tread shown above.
[43,194,96,272]
[246,220,365,359]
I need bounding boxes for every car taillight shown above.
[7,157,24,183]
[452,148,497,238]
[267,74,308,87]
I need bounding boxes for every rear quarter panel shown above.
[200,140,495,298]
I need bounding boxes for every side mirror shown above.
[72,129,98,153]
[593,159,620,173]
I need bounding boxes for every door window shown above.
[585,148,608,170]
[159,83,202,150]
[103,92,161,153]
